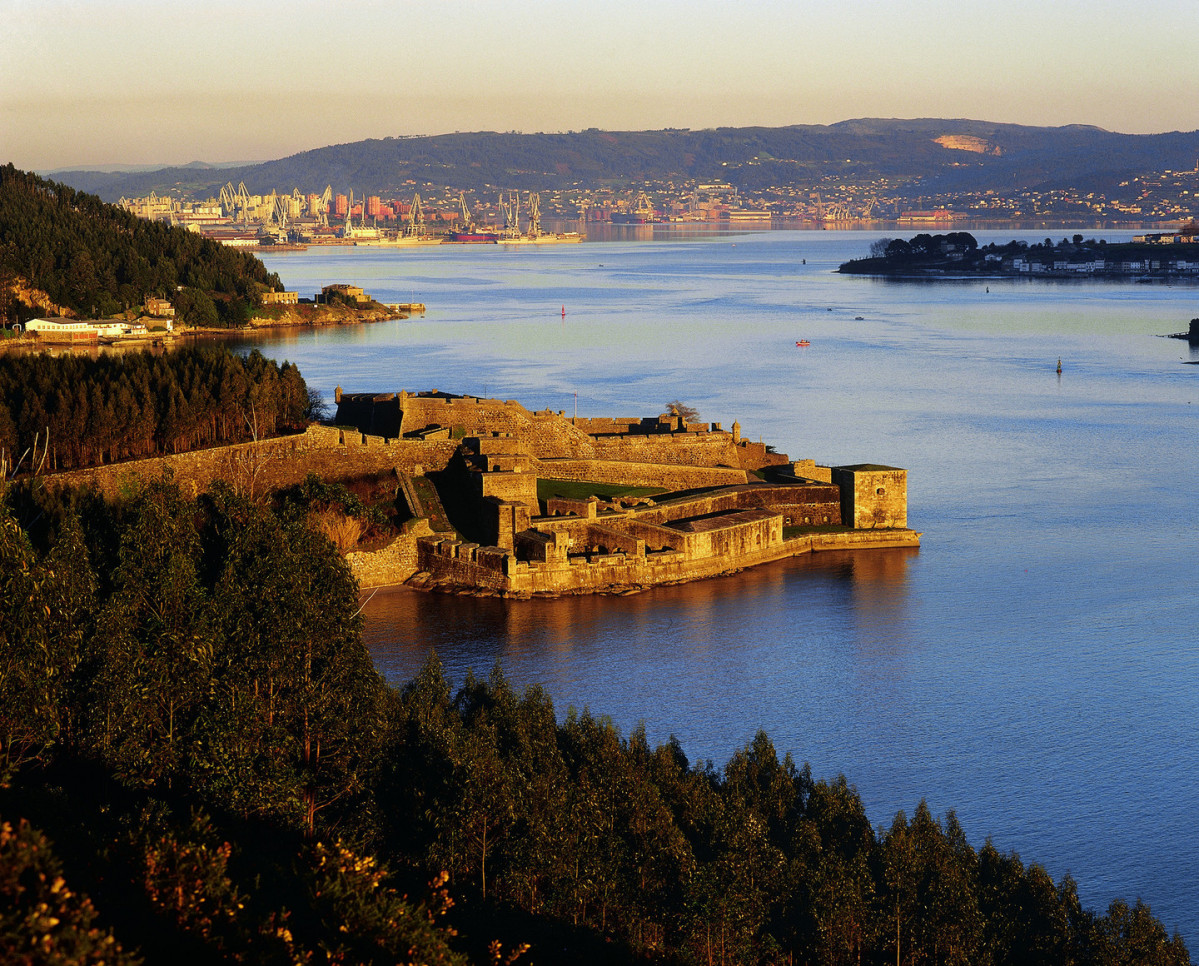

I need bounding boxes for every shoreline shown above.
[1,303,411,353]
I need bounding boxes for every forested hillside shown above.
[0,347,312,473]
[0,164,281,327]
[0,477,1189,965]
[53,118,1199,201]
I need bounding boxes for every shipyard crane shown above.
[271,192,289,230]
[498,190,522,233]
[457,191,474,230]
[262,190,277,227]
[311,185,333,226]
[527,192,542,236]
[218,182,252,223]
[403,192,425,235]
[632,190,654,217]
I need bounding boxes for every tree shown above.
[85,477,213,787]
[665,401,699,424]
[202,485,385,834]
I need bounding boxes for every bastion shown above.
[334,389,920,597]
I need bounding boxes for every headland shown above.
[839,228,1199,280]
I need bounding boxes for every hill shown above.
[0,164,281,328]
[51,118,1199,202]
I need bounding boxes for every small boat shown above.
[796,340,810,347]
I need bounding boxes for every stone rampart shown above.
[590,431,742,468]
[621,519,690,552]
[537,458,747,490]
[633,484,841,528]
[582,524,646,556]
[346,519,432,589]
[44,424,460,500]
[392,394,596,458]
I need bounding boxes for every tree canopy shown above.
[0,164,281,327]
[0,346,310,472]
[0,476,1190,964]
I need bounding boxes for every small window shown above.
[876,487,886,496]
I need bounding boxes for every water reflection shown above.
[360,546,919,693]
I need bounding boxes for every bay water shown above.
[254,230,1199,941]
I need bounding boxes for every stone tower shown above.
[831,465,908,529]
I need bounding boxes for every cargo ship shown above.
[442,230,500,244]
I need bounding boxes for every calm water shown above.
[254,230,1199,941]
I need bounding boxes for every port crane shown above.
[457,191,475,231]
[314,185,333,227]
[403,192,425,236]
[498,191,519,232]
[218,181,251,222]
[527,192,542,237]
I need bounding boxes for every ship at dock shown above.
[449,191,583,244]
[610,190,661,224]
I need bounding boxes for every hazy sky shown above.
[4,0,1199,172]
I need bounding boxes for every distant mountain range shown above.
[49,118,1199,202]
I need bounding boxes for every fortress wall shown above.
[408,522,919,597]
[400,395,597,458]
[481,499,533,550]
[543,497,599,519]
[477,470,539,508]
[685,513,780,560]
[636,485,842,527]
[44,425,460,500]
[515,529,564,564]
[809,528,920,551]
[572,417,647,434]
[582,524,646,556]
[771,501,842,526]
[590,432,742,468]
[620,519,690,552]
[416,538,512,590]
[469,435,529,457]
[346,520,432,589]
[538,458,747,490]
[735,439,792,471]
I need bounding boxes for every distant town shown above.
[116,159,1199,249]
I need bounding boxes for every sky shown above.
[4,0,1199,172]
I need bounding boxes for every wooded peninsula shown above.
[0,165,402,335]
[838,231,1199,280]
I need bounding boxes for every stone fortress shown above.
[334,389,919,597]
